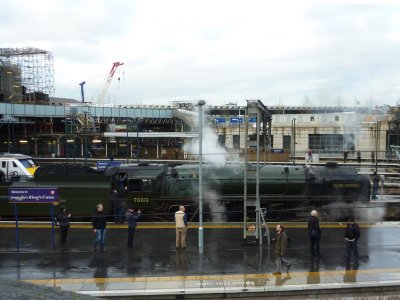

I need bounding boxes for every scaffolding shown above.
[0,47,54,103]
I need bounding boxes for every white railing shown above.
[390,145,400,162]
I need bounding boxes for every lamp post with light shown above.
[136,118,140,163]
[198,100,206,254]
[84,111,89,166]
[126,120,130,164]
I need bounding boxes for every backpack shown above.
[310,229,319,238]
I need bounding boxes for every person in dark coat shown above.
[308,210,321,257]
[113,173,127,223]
[344,217,361,261]
[371,172,381,199]
[57,207,71,246]
[343,150,348,163]
[108,152,114,161]
[92,203,107,251]
[126,207,141,248]
[111,190,126,224]
[116,173,127,193]
[272,224,291,275]
[357,151,361,164]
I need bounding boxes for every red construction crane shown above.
[98,62,124,105]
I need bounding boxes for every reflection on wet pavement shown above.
[0,224,400,296]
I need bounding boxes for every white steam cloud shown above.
[185,110,228,167]
[180,106,230,221]
[321,201,386,223]
[204,190,227,222]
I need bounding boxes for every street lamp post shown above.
[136,118,140,163]
[79,81,87,164]
[198,100,206,254]
[126,118,129,164]
[84,112,88,166]
[375,118,380,172]
[292,118,296,164]
[7,119,11,152]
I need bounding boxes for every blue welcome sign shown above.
[271,149,285,154]
[8,187,59,203]
[249,117,257,123]
[96,161,123,171]
[213,118,226,124]
[230,117,243,124]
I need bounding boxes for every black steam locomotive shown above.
[109,162,371,221]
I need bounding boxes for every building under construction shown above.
[0,47,54,104]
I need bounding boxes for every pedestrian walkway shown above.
[24,268,400,298]
[0,222,400,298]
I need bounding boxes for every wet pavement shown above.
[1,222,400,298]
[0,277,95,299]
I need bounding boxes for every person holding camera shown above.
[57,207,71,246]
[126,207,141,248]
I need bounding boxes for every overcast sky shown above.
[1,0,400,107]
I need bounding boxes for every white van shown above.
[0,153,39,182]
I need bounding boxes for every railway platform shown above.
[0,222,400,299]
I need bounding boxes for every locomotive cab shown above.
[111,164,169,208]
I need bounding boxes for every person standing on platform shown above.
[371,151,375,163]
[92,203,107,251]
[110,191,120,224]
[126,207,141,248]
[306,149,313,162]
[175,205,187,250]
[108,152,114,161]
[344,217,360,261]
[57,207,71,246]
[272,224,291,275]
[357,151,361,164]
[308,210,321,257]
[112,172,127,223]
[343,150,348,163]
[371,171,382,199]
[111,190,126,224]
[116,172,128,192]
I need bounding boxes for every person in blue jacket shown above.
[92,203,107,251]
